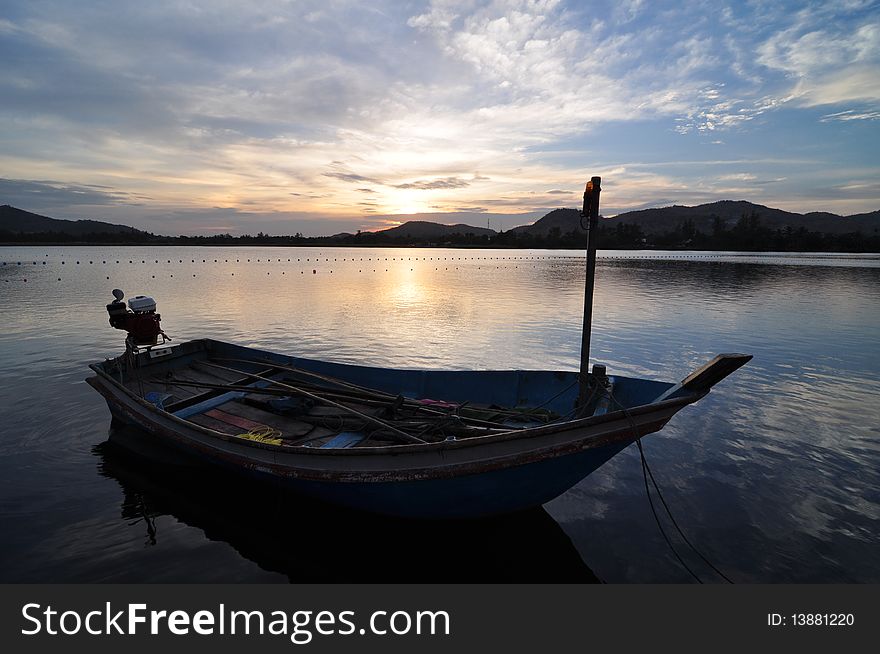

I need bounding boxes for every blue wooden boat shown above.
[86,338,749,518]
[86,176,751,518]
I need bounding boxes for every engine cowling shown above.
[106,290,167,346]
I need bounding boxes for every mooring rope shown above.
[603,384,735,584]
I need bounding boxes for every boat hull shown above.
[275,441,633,518]
[87,356,687,518]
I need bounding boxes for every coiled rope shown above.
[235,425,283,446]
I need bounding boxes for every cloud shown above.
[717,173,758,182]
[407,6,458,31]
[323,171,384,184]
[820,109,880,122]
[674,86,796,134]
[0,177,147,211]
[756,7,880,107]
[393,176,471,190]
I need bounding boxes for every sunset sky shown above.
[1,0,878,235]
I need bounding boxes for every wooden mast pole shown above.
[577,176,601,409]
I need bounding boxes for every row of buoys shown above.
[1,255,578,266]
[0,259,551,266]
[7,253,854,265]
[2,265,540,282]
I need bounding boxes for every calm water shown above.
[0,246,878,583]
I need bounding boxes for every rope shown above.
[234,425,283,445]
[603,384,735,584]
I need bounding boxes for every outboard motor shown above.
[106,289,169,347]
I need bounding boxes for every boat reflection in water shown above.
[95,423,601,583]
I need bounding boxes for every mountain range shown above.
[2,201,879,241]
[510,202,880,237]
[602,201,880,235]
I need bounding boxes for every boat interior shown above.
[94,339,675,449]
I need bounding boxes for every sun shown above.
[383,190,434,215]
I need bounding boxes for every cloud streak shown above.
[394,177,472,190]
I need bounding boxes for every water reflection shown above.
[95,424,601,583]
[1,245,879,582]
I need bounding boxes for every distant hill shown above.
[509,208,581,236]
[373,220,496,239]
[509,202,880,236]
[0,205,150,237]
